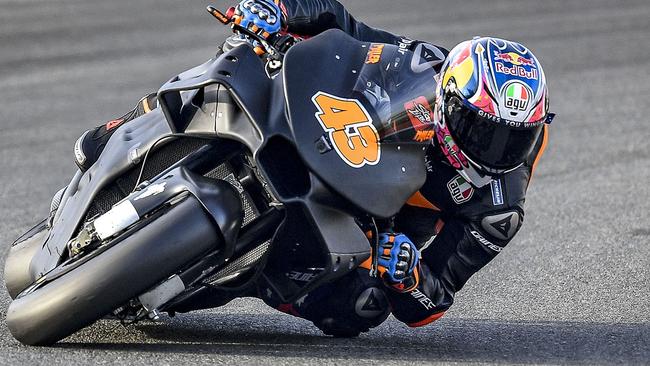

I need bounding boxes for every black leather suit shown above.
[259,0,549,333]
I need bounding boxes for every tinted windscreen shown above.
[351,44,438,145]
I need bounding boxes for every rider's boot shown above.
[73,93,158,172]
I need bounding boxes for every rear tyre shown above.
[6,197,221,346]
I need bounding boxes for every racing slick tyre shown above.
[6,197,222,346]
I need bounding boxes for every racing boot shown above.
[74,93,158,172]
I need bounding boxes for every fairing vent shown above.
[83,139,259,230]
[204,240,270,285]
[84,138,207,221]
[205,162,259,226]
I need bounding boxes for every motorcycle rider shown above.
[232,0,553,336]
[73,0,553,336]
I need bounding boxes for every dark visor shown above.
[444,94,544,170]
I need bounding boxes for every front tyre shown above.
[6,197,222,346]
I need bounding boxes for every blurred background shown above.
[0,0,648,364]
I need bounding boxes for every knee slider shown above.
[317,286,390,337]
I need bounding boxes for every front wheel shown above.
[6,197,221,346]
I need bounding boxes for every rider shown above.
[234,0,553,335]
[74,0,553,336]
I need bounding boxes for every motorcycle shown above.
[3,6,435,345]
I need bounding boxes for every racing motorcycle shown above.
[3,6,434,345]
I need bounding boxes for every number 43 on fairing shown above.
[311,91,381,168]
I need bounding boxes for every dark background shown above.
[0,0,648,364]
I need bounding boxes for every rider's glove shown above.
[376,233,420,293]
[234,0,283,37]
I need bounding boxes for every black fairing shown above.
[15,30,431,309]
[30,111,172,277]
[127,166,243,252]
[283,30,427,218]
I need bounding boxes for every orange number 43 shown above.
[311,91,381,168]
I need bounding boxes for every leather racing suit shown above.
[258,0,549,333]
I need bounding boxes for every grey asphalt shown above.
[0,0,648,365]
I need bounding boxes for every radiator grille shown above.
[84,139,260,227]
[205,163,259,226]
[85,138,207,220]
[205,240,270,285]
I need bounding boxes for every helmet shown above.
[432,37,553,187]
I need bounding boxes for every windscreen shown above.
[352,43,438,145]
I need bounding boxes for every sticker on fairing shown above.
[134,182,167,201]
[365,43,385,64]
[312,91,381,168]
[93,200,139,240]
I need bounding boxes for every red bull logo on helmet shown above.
[494,62,539,80]
[492,50,538,80]
[493,51,536,67]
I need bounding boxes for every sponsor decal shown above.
[405,98,433,126]
[355,287,388,318]
[504,82,531,111]
[286,271,318,282]
[477,109,532,128]
[365,43,385,64]
[134,182,167,201]
[413,130,435,142]
[105,118,123,130]
[447,175,474,204]
[481,211,521,240]
[491,179,504,205]
[397,38,415,55]
[411,43,446,73]
[312,92,381,168]
[470,230,503,253]
[436,125,470,170]
[495,62,538,80]
[424,154,434,172]
[493,51,536,67]
[411,289,436,310]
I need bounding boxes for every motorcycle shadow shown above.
[56,310,648,364]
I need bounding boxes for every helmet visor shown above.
[444,95,544,170]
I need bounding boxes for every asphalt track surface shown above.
[0,0,649,365]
